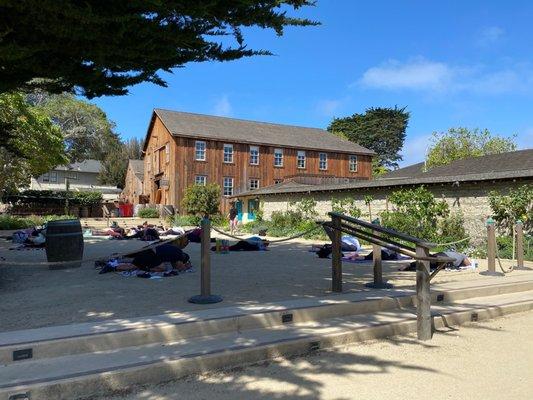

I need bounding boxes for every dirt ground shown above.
[105,311,533,400]
[0,232,529,332]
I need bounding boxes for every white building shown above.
[30,160,121,201]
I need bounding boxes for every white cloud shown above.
[212,95,232,116]
[357,58,533,95]
[358,58,453,91]
[477,26,505,46]
[315,99,343,116]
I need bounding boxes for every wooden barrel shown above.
[45,219,84,270]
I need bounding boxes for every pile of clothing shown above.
[10,227,46,250]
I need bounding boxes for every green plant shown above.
[380,187,448,241]
[426,127,516,168]
[137,208,159,218]
[289,198,317,220]
[0,214,76,230]
[331,197,362,218]
[181,183,221,216]
[488,185,532,235]
[435,211,469,251]
[472,235,533,261]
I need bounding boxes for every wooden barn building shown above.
[121,159,144,204]
[141,109,375,218]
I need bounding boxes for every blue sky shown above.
[92,0,533,167]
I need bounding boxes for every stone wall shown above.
[259,179,531,244]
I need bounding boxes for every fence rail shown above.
[328,212,455,341]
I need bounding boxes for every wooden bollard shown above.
[331,214,343,293]
[416,245,432,340]
[188,217,223,304]
[515,221,530,270]
[480,217,503,276]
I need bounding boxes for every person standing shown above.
[228,203,238,234]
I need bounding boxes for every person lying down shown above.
[210,236,270,251]
[400,250,472,271]
[98,243,192,276]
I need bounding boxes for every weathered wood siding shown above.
[143,114,373,213]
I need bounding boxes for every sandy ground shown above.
[105,311,533,400]
[0,231,530,332]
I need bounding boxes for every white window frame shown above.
[223,144,234,163]
[249,146,259,165]
[195,141,206,161]
[319,152,328,170]
[50,171,58,183]
[165,143,170,163]
[297,150,306,169]
[274,148,283,167]
[349,155,358,172]
[67,171,78,180]
[248,179,260,190]
[42,172,50,182]
[223,177,234,196]
[195,175,207,186]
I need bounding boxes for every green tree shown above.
[489,185,532,235]
[29,92,120,162]
[182,184,221,216]
[0,92,67,193]
[380,187,448,241]
[327,106,409,173]
[331,197,362,218]
[1,1,317,98]
[426,128,516,168]
[98,140,128,189]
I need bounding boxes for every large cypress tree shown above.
[327,106,410,174]
[0,1,317,98]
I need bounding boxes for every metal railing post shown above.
[515,221,529,270]
[416,244,432,340]
[332,214,343,293]
[365,218,392,289]
[189,217,223,304]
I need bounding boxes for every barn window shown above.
[249,146,259,165]
[274,148,283,167]
[297,150,306,169]
[349,155,358,172]
[248,179,260,190]
[223,144,234,163]
[195,141,206,161]
[223,177,234,196]
[319,153,328,170]
[195,175,207,186]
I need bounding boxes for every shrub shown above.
[181,183,220,216]
[331,197,362,218]
[137,208,159,218]
[289,198,317,220]
[2,190,102,206]
[488,184,532,235]
[168,214,200,227]
[380,186,448,241]
[471,235,533,261]
[0,214,76,230]
[435,211,469,251]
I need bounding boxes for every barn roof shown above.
[148,109,375,155]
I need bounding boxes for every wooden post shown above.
[188,217,223,304]
[487,223,496,273]
[365,219,393,289]
[515,221,529,270]
[373,235,382,285]
[480,219,502,276]
[416,245,432,341]
[332,214,342,293]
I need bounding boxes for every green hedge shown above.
[3,190,102,206]
[137,208,159,218]
[0,214,76,230]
